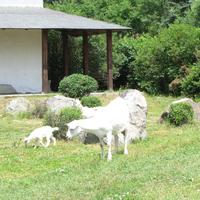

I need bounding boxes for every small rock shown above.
[159,98,200,123]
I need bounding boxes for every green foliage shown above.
[45,0,199,94]
[44,107,82,138]
[81,96,102,108]
[16,112,32,119]
[46,0,195,90]
[48,0,191,35]
[48,30,64,91]
[169,78,182,96]
[132,24,200,94]
[168,103,194,126]
[113,36,138,89]
[182,63,200,97]
[185,0,200,27]
[58,74,98,98]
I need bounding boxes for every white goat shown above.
[66,97,130,160]
[24,126,59,148]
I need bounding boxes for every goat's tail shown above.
[53,127,59,132]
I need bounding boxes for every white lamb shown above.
[66,97,130,160]
[24,126,59,148]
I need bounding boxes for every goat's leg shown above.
[38,138,45,147]
[107,132,112,161]
[44,137,50,148]
[51,137,56,146]
[114,135,119,154]
[124,129,129,155]
[99,138,104,159]
[34,138,41,148]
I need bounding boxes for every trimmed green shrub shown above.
[81,96,102,108]
[58,74,98,98]
[168,103,194,126]
[181,64,200,97]
[44,107,82,139]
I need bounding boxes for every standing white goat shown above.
[24,126,59,148]
[66,97,130,160]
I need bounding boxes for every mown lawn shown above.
[0,94,200,200]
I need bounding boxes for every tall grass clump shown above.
[81,96,102,108]
[44,107,82,139]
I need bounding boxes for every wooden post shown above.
[107,30,113,90]
[42,29,49,93]
[62,30,69,76]
[83,32,89,75]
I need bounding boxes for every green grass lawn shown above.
[1,94,200,200]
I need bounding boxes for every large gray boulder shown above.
[120,89,148,140]
[81,106,104,119]
[6,97,31,114]
[159,98,200,123]
[46,95,82,113]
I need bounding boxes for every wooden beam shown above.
[42,29,49,93]
[83,32,89,75]
[62,30,69,76]
[107,30,113,90]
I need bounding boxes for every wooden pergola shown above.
[0,7,130,93]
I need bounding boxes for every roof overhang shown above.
[0,7,131,36]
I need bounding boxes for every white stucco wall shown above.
[0,30,42,93]
[0,0,43,7]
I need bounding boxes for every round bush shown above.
[58,74,98,98]
[81,96,102,108]
[168,103,194,126]
[181,65,200,97]
[44,107,82,139]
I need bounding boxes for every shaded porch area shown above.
[0,7,129,93]
[43,29,114,92]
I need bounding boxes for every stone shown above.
[159,98,200,123]
[0,84,17,94]
[120,89,148,141]
[46,95,82,113]
[6,97,31,114]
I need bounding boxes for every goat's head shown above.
[23,137,30,146]
[66,120,83,140]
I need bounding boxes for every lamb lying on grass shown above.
[24,126,59,148]
[66,97,130,161]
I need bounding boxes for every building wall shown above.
[0,0,43,7]
[0,30,42,93]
